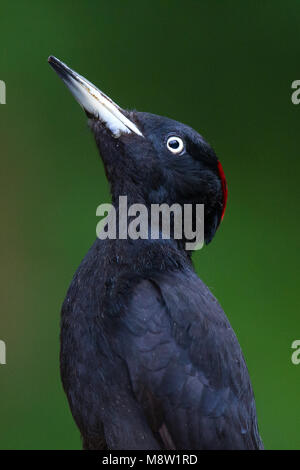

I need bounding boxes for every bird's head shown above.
[49,56,227,244]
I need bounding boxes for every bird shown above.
[48,55,263,450]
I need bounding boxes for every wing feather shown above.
[119,269,263,450]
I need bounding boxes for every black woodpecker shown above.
[49,56,263,450]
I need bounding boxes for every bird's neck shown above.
[103,195,200,258]
[96,236,192,278]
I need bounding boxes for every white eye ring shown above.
[166,136,184,154]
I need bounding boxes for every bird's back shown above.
[60,239,263,450]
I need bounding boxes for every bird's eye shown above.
[166,136,184,154]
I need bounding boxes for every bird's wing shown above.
[119,269,263,450]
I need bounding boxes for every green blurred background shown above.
[0,0,299,450]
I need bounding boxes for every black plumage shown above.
[49,56,263,450]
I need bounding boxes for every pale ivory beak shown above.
[48,56,143,138]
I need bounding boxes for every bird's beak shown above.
[48,56,143,138]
